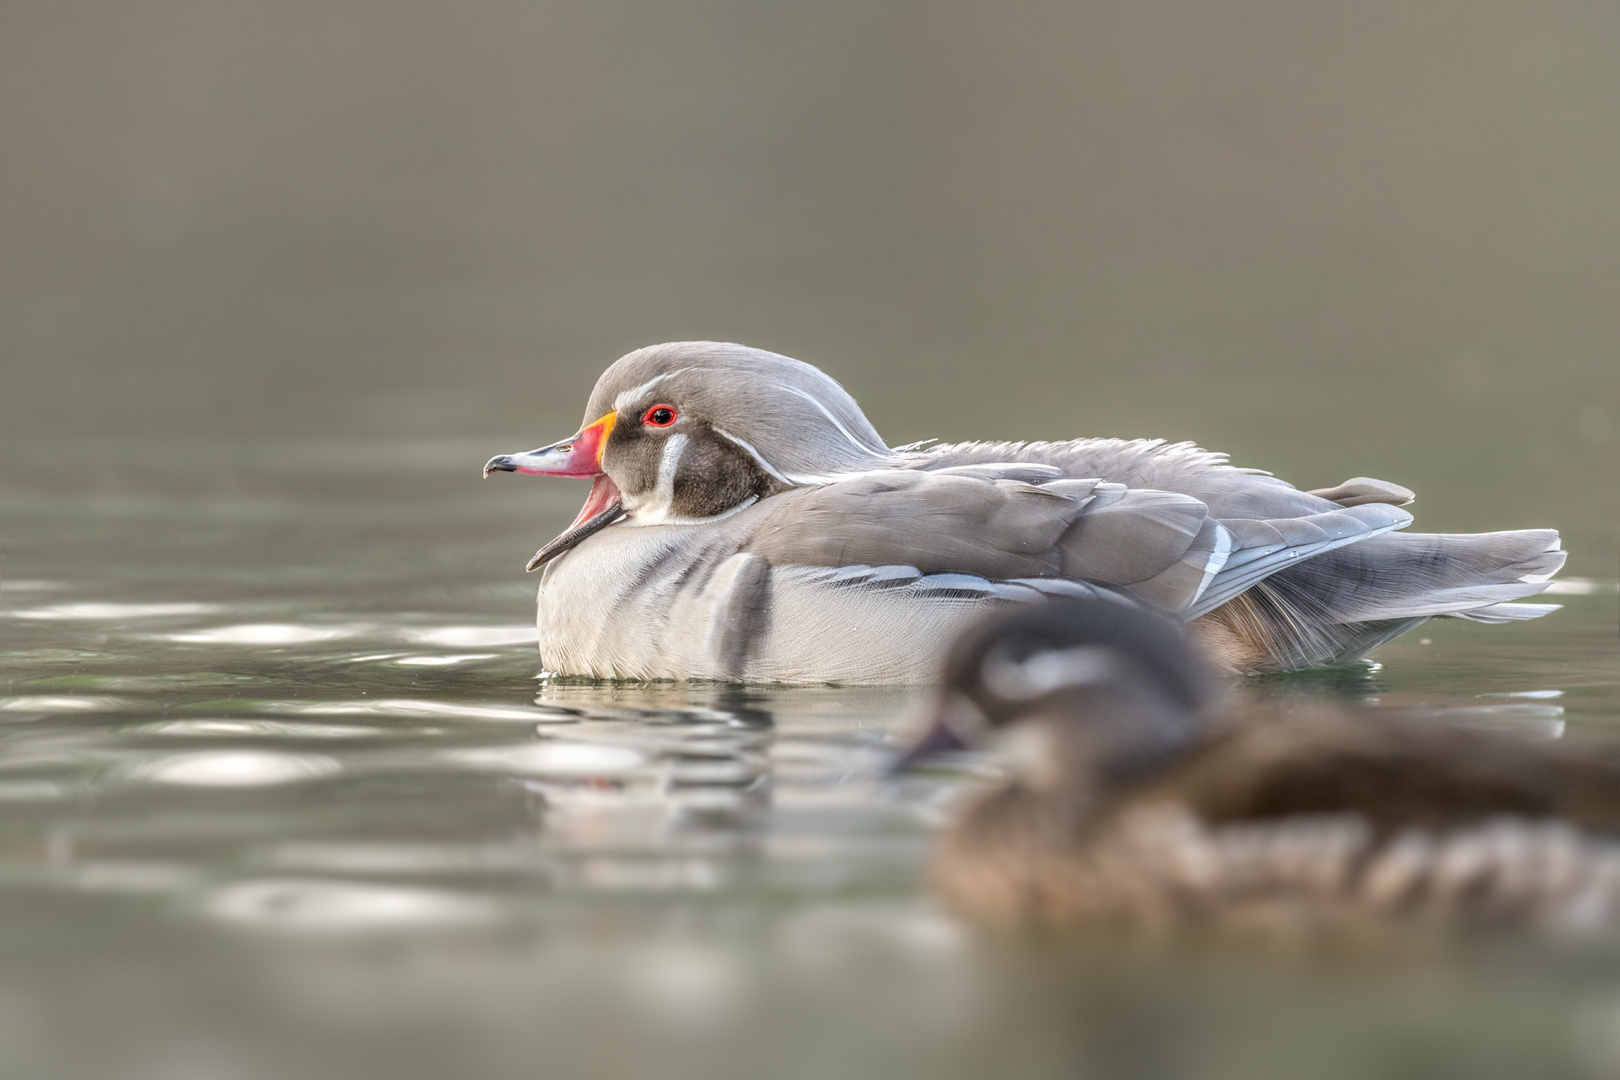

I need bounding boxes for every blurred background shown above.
[2,0,1616,568]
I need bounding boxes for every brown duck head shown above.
[897,597,1221,793]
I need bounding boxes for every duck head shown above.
[897,598,1220,793]
[484,342,896,570]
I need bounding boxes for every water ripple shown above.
[202,879,497,932]
[401,625,538,647]
[5,602,219,620]
[1403,703,1567,738]
[258,841,538,876]
[450,742,649,778]
[67,861,203,894]
[0,695,126,715]
[265,699,577,723]
[0,579,67,593]
[126,751,342,787]
[165,623,365,644]
[392,653,501,667]
[0,780,77,801]
[126,719,394,739]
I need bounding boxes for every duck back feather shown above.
[902,438,1564,672]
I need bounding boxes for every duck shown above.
[483,341,1564,684]
[899,597,1620,936]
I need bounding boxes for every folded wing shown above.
[739,450,1562,671]
[743,465,1416,619]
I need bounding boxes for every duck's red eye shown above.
[641,404,677,427]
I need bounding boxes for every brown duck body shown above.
[906,599,1620,938]
[934,712,1620,937]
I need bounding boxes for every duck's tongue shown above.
[526,475,624,572]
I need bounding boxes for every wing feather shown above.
[1187,505,1414,619]
[744,471,1081,579]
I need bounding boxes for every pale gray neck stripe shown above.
[710,425,793,486]
[776,384,890,460]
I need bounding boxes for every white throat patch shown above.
[623,432,689,524]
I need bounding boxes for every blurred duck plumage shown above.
[906,599,1620,936]
[485,341,1564,684]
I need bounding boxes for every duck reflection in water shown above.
[899,598,1620,938]
[519,680,780,859]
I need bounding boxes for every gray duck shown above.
[484,341,1564,684]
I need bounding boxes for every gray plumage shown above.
[484,341,1566,683]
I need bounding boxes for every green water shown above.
[1,444,1617,1079]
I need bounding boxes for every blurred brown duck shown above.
[484,341,1564,684]
[901,598,1620,936]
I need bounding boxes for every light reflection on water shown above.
[204,879,500,932]
[1,484,1619,1078]
[123,750,345,787]
[164,624,367,645]
[6,602,222,620]
[264,698,574,722]
[0,695,127,714]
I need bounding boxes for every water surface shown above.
[2,447,1618,1079]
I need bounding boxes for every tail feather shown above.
[1448,602,1564,624]
[1199,528,1566,670]
[1295,529,1565,624]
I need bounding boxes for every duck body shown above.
[488,341,1565,684]
[937,715,1620,935]
[909,599,1620,937]
[538,518,989,684]
[538,461,1178,683]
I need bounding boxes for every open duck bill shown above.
[482,412,626,571]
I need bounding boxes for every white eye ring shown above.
[982,644,1118,701]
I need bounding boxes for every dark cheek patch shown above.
[601,429,667,500]
[672,431,789,517]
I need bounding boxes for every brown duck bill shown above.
[482,412,625,571]
[888,692,982,773]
